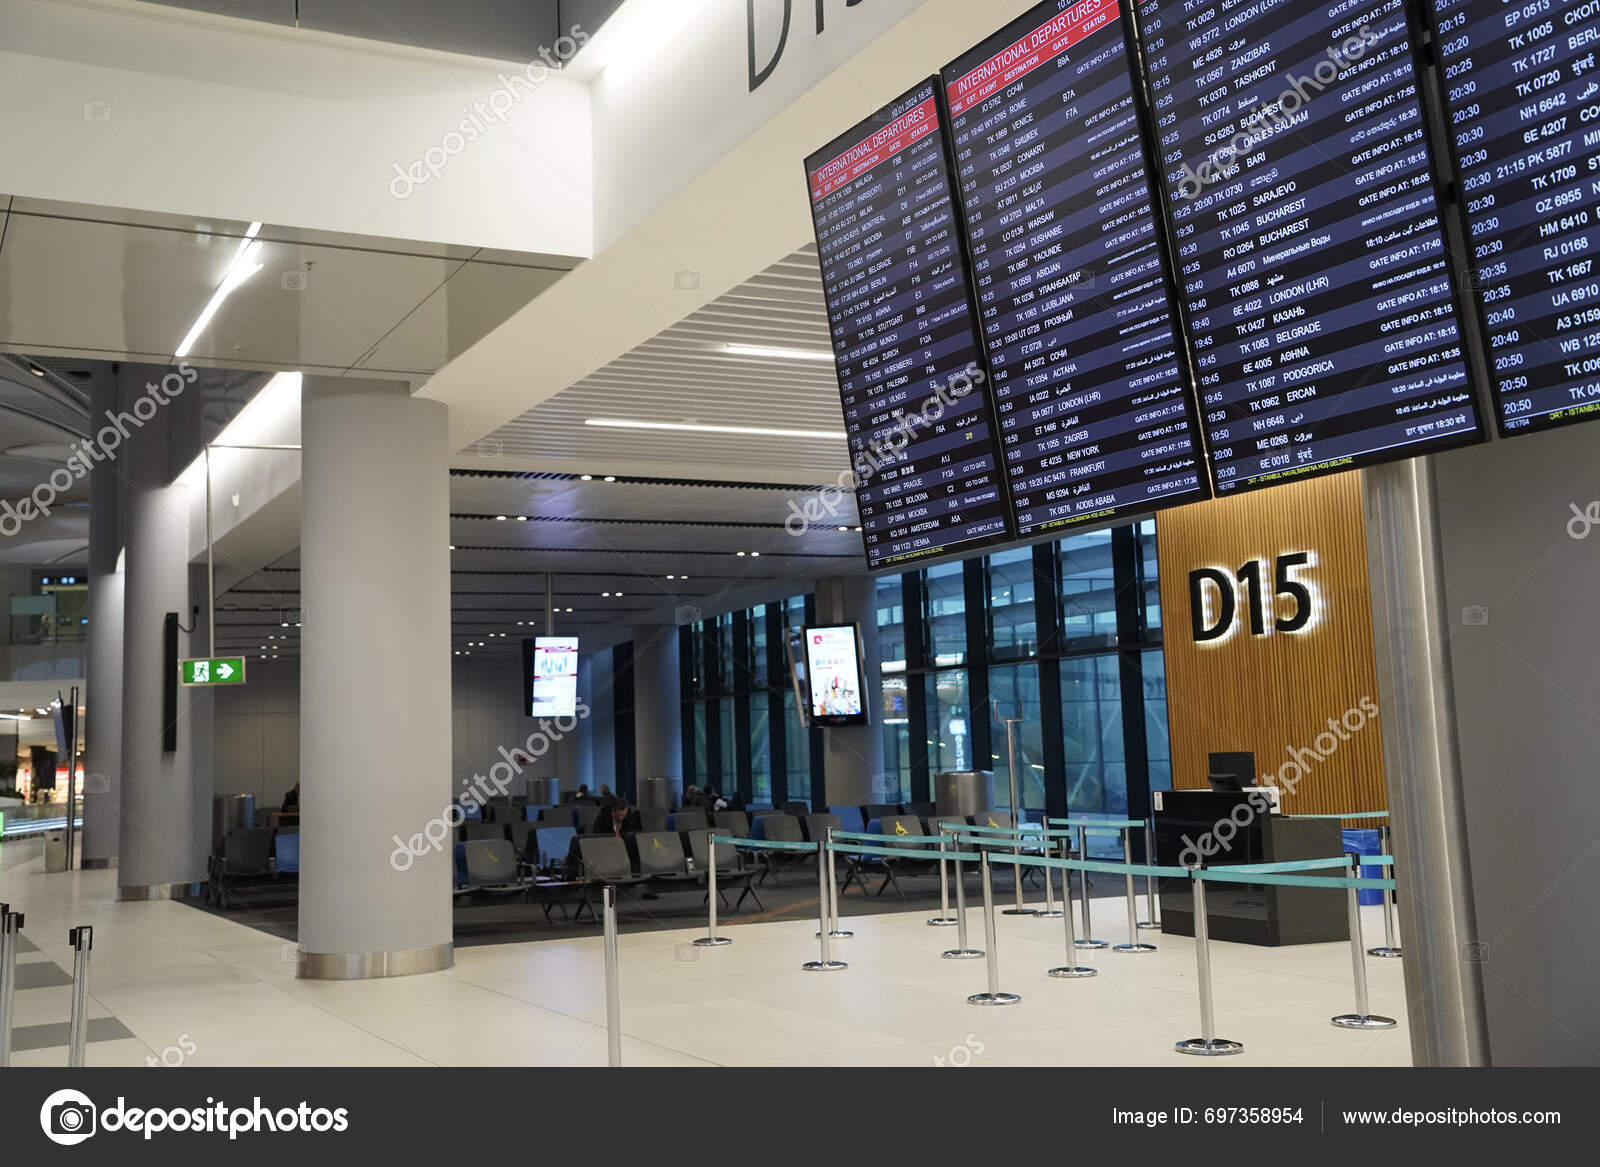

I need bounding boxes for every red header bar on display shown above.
[807,96,940,203]
[945,0,1119,117]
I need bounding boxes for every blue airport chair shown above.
[274,832,300,875]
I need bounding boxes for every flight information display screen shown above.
[805,78,1014,570]
[943,0,1210,538]
[1427,0,1600,436]
[1135,0,1483,493]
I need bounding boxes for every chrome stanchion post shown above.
[824,828,852,939]
[602,885,622,1067]
[929,834,957,926]
[1139,817,1160,930]
[1034,831,1063,918]
[693,834,731,947]
[1368,825,1402,958]
[942,841,983,959]
[0,905,19,1068]
[1113,828,1157,953]
[1000,718,1036,915]
[67,925,93,1068]
[803,839,846,971]
[1333,854,1397,1029]
[1175,867,1242,1056]
[968,851,1020,1005]
[1048,852,1096,978]
[1074,825,1107,949]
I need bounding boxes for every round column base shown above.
[1332,1013,1397,1030]
[967,991,1022,1006]
[692,937,732,948]
[941,948,985,960]
[1366,946,1403,958]
[1176,1037,1244,1056]
[1048,965,1098,978]
[1113,942,1158,953]
[1075,938,1109,949]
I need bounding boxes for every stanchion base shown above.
[1048,965,1098,978]
[802,960,848,972]
[1137,921,1161,930]
[1176,1037,1244,1057]
[818,930,853,939]
[1074,938,1110,949]
[1113,942,1158,953]
[967,991,1022,1006]
[1332,1013,1397,1030]
[1366,946,1403,958]
[927,917,959,927]
[692,937,732,948]
[941,948,985,960]
[1032,909,1066,918]
[1001,908,1039,916]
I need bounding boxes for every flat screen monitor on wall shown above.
[803,624,870,727]
[523,636,580,719]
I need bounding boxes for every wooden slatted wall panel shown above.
[1155,471,1388,815]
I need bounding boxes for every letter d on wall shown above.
[748,0,791,91]
[1189,568,1234,642]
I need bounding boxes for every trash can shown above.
[45,829,68,872]
[1341,827,1384,907]
[527,777,560,807]
[935,771,994,818]
[637,777,682,810]
[212,794,256,852]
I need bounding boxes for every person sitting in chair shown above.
[592,799,640,837]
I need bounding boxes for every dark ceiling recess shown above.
[142,0,622,63]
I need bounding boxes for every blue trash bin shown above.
[1341,827,1384,906]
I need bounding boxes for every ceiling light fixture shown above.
[580,474,593,481]
[175,222,265,357]
[584,418,845,441]
[722,343,836,363]
[495,515,508,521]
[28,364,45,377]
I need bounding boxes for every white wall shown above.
[0,0,593,256]
[213,657,300,807]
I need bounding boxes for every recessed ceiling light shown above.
[516,516,528,522]
[736,551,747,557]
[616,591,624,597]
[667,574,676,580]
[838,526,849,532]
[28,364,45,377]
[495,515,508,521]
[584,418,845,441]
[449,545,456,550]
[750,552,760,558]
[721,343,835,362]
[602,591,611,598]
[566,607,575,613]
[580,474,593,481]
[603,475,617,482]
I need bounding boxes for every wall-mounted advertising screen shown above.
[524,636,579,719]
[805,78,1016,571]
[802,624,869,727]
[1134,0,1484,492]
[1425,0,1600,436]
[943,0,1211,538]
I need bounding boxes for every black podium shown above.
[1154,791,1348,946]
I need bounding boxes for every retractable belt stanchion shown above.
[1074,825,1108,949]
[1369,824,1402,958]
[967,851,1020,1005]
[1175,867,1243,1056]
[602,885,622,1067]
[823,828,852,939]
[1035,832,1063,918]
[693,835,733,948]
[1139,817,1160,930]
[67,924,93,1068]
[1000,716,1036,916]
[942,835,983,960]
[802,839,846,972]
[1113,827,1157,953]
[1332,853,1397,1030]
[1048,850,1096,979]
[0,904,20,1068]
[929,835,958,926]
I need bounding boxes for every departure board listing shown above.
[805,78,1015,570]
[1136,0,1483,492]
[1428,0,1600,436]
[943,0,1210,537]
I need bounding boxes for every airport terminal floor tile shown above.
[0,840,1412,1068]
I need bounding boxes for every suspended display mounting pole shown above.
[998,713,1035,916]
[545,571,554,638]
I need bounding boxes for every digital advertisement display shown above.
[803,625,868,726]
[1427,0,1600,436]
[1135,0,1483,492]
[943,0,1210,538]
[529,636,580,719]
[805,78,1015,570]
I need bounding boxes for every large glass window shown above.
[717,695,736,794]
[1059,530,1118,649]
[751,695,773,805]
[1143,649,1171,796]
[925,669,972,774]
[986,547,1038,659]
[989,662,1044,811]
[691,703,709,786]
[1059,655,1126,817]
[925,561,967,666]
[1137,520,1162,638]
[783,689,810,802]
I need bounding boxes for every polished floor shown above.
[0,838,1412,1067]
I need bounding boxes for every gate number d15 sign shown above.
[1189,553,1318,644]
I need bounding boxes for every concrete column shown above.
[297,377,452,980]
[817,575,884,806]
[83,372,122,867]
[631,624,682,802]
[117,365,208,898]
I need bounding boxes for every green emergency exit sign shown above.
[180,657,247,686]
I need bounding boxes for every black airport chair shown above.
[455,839,529,897]
[712,810,751,838]
[632,832,702,890]
[686,829,762,912]
[839,814,934,901]
[464,822,507,842]
[637,807,670,834]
